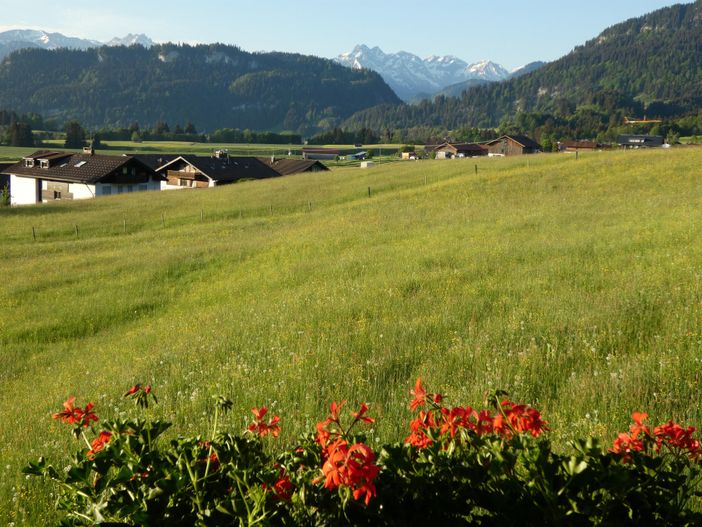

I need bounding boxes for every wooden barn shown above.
[433,142,487,159]
[484,135,542,156]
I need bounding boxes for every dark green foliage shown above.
[0,44,400,133]
[64,120,86,148]
[345,1,702,131]
[3,121,34,146]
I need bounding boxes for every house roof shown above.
[485,135,542,149]
[257,158,329,176]
[0,162,12,174]
[131,153,180,170]
[434,142,486,153]
[4,150,159,184]
[157,155,281,183]
[560,140,599,149]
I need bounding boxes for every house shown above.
[257,157,329,176]
[617,135,664,148]
[483,135,542,156]
[302,147,341,161]
[433,142,487,159]
[156,150,280,189]
[5,149,163,205]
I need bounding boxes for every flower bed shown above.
[26,381,702,526]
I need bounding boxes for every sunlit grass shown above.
[2,149,702,524]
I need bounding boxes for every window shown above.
[102,185,112,195]
[123,167,128,175]
[74,161,87,168]
[53,191,61,199]
[24,159,34,167]
[40,159,49,168]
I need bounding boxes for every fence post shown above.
[123,218,127,233]
[368,186,371,198]
[161,213,165,227]
[474,164,478,175]
[74,224,79,238]
[32,226,36,241]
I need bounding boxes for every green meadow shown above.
[2,149,702,524]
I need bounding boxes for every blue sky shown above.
[0,0,684,69]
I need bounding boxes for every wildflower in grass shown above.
[81,402,99,428]
[124,383,157,409]
[52,396,84,425]
[247,406,281,438]
[493,401,548,438]
[87,431,111,459]
[610,412,650,461]
[654,421,701,459]
[351,403,375,425]
[321,439,380,505]
[405,410,436,449]
[410,378,427,411]
[264,467,294,501]
[52,397,98,428]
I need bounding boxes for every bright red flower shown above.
[52,396,84,425]
[247,406,281,438]
[352,403,375,424]
[654,421,701,458]
[81,402,99,428]
[410,378,427,411]
[494,401,548,438]
[405,410,437,449]
[87,431,112,458]
[329,400,346,422]
[320,439,380,505]
[610,412,651,461]
[124,384,140,396]
[198,441,220,472]
[144,384,152,394]
[264,472,294,501]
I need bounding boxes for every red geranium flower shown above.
[410,378,427,411]
[352,403,375,424]
[87,431,112,458]
[52,396,84,425]
[247,406,281,438]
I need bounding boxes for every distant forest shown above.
[0,43,399,133]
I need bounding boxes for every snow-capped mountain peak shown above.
[107,33,155,47]
[336,44,517,101]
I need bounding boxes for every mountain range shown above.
[0,43,399,131]
[0,29,154,60]
[344,0,702,132]
[336,44,544,101]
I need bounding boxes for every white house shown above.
[4,149,163,205]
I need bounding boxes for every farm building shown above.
[433,142,487,159]
[401,151,417,160]
[4,149,163,205]
[156,151,280,189]
[302,147,341,161]
[483,135,542,156]
[617,135,664,148]
[257,157,329,175]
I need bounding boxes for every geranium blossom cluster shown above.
[315,401,381,505]
[610,412,702,462]
[52,396,99,428]
[406,379,548,448]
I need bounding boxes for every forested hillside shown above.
[345,0,702,130]
[0,43,400,132]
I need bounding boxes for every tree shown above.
[174,124,183,134]
[184,122,197,134]
[5,122,34,146]
[153,121,170,135]
[64,121,86,148]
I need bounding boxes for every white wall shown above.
[10,175,39,205]
[68,182,96,200]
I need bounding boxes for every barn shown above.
[484,135,542,156]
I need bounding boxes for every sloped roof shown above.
[131,153,180,170]
[158,155,280,183]
[434,142,486,153]
[4,151,159,184]
[257,158,329,176]
[485,135,542,149]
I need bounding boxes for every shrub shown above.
[25,380,702,526]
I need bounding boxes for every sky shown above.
[0,0,686,69]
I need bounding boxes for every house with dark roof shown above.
[5,149,163,205]
[617,135,665,148]
[483,135,542,156]
[257,157,329,176]
[156,151,281,189]
[433,142,487,159]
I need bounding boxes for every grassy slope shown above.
[2,149,702,523]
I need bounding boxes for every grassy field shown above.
[2,149,702,524]
[0,140,405,163]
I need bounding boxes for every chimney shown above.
[83,145,94,156]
